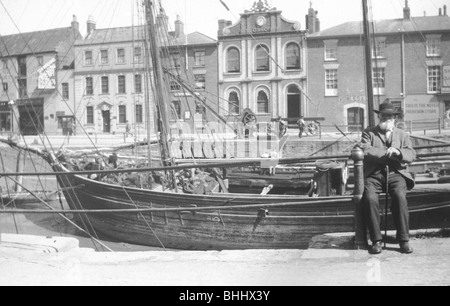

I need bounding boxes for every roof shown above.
[0,27,80,56]
[76,26,216,47]
[75,26,147,45]
[171,32,217,46]
[308,15,450,39]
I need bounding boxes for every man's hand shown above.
[386,147,401,158]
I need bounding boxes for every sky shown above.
[1,0,449,39]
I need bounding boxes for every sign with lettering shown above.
[405,101,439,120]
[38,58,56,89]
[443,65,450,93]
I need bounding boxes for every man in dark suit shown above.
[360,101,416,254]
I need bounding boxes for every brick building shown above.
[217,0,312,124]
[307,1,450,132]
[0,16,81,136]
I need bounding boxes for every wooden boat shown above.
[1,0,450,250]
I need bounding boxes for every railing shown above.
[403,118,450,135]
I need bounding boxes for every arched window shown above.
[255,45,270,72]
[227,47,240,73]
[257,90,269,113]
[285,43,300,70]
[228,91,240,115]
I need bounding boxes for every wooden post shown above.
[351,146,366,248]
[439,118,442,134]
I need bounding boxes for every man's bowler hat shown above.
[374,101,401,115]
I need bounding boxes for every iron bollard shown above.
[351,145,366,248]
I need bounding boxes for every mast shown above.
[362,0,376,127]
[144,0,172,166]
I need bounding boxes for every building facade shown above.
[73,13,218,138]
[156,13,218,135]
[73,19,153,138]
[307,2,450,132]
[0,17,81,136]
[217,1,311,124]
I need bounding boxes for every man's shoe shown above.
[399,241,413,254]
[369,241,382,254]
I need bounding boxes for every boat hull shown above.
[54,165,450,250]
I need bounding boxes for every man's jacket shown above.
[360,126,416,190]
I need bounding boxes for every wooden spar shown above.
[145,0,172,166]
[362,0,375,127]
[1,150,450,178]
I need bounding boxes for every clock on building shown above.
[256,16,266,27]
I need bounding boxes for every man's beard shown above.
[379,120,395,131]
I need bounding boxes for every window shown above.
[427,36,441,57]
[18,79,27,98]
[325,69,338,96]
[2,83,8,92]
[171,101,181,119]
[87,106,94,124]
[257,90,269,113]
[36,56,43,66]
[18,57,27,77]
[170,52,181,68]
[84,51,93,65]
[117,49,126,64]
[170,80,181,91]
[0,113,11,132]
[62,83,69,99]
[118,75,126,94]
[285,43,300,70]
[2,59,7,69]
[134,47,142,63]
[134,75,142,93]
[194,51,205,67]
[100,50,109,64]
[85,77,94,95]
[101,76,109,94]
[227,47,240,73]
[373,67,385,95]
[255,45,270,72]
[428,66,441,93]
[228,91,240,115]
[194,74,205,90]
[196,103,206,115]
[119,105,126,123]
[135,104,143,124]
[372,40,386,58]
[324,42,337,61]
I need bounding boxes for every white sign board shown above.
[37,58,56,89]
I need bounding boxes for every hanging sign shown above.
[37,58,56,89]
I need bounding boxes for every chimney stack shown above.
[403,0,411,19]
[174,15,184,38]
[71,15,79,33]
[444,5,447,16]
[305,2,320,33]
[87,15,96,35]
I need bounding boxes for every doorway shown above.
[19,105,44,135]
[347,107,364,132]
[287,85,301,124]
[102,110,111,133]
